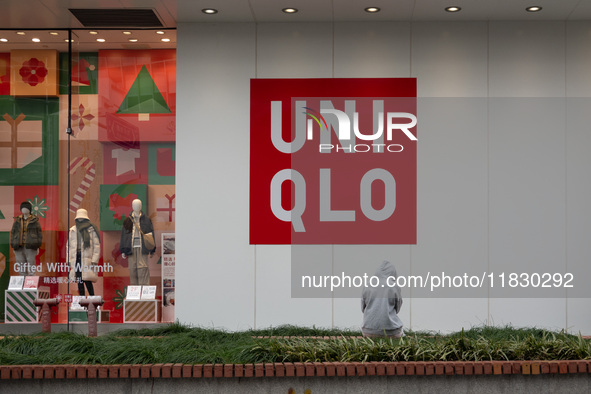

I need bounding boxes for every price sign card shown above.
[23,276,40,289]
[141,286,156,300]
[126,286,142,300]
[8,276,24,290]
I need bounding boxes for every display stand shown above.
[68,296,110,323]
[123,299,158,322]
[68,310,110,323]
[123,285,158,322]
[68,310,100,323]
[5,277,50,324]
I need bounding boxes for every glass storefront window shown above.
[0,29,176,324]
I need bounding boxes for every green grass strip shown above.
[0,323,588,365]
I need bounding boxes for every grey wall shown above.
[176,21,591,334]
[2,374,591,394]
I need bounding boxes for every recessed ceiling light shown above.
[49,32,59,36]
[282,8,298,14]
[16,32,25,35]
[365,7,381,13]
[96,38,105,42]
[64,39,75,43]
[161,38,171,42]
[526,6,542,12]
[156,31,165,35]
[89,31,98,35]
[128,38,138,42]
[0,38,8,42]
[202,8,218,14]
[445,6,461,12]
[123,31,132,35]
[32,38,41,42]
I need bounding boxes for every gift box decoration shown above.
[11,50,59,97]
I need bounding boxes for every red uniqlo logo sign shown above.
[64,294,73,303]
[250,78,417,244]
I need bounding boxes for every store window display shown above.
[120,199,156,286]
[9,201,42,276]
[68,209,100,296]
[0,30,176,324]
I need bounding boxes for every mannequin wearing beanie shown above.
[120,199,155,286]
[67,209,100,296]
[9,201,42,276]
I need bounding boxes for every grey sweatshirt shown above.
[361,261,403,336]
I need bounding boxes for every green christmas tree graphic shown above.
[117,65,171,121]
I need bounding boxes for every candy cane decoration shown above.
[69,156,96,212]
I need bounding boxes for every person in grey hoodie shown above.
[361,260,404,338]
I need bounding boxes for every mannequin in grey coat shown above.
[361,260,404,338]
[120,199,155,286]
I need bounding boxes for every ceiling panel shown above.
[119,0,177,26]
[40,0,125,27]
[569,0,591,20]
[0,0,64,29]
[0,0,590,29]
[412,0,583,21]
[177,0,254,23]
[333,0,415,22]
[249,0,333,23]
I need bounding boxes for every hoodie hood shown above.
[375,260,397,280]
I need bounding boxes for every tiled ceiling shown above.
[0,0,589,30]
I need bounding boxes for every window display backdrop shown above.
[0,33,176,323]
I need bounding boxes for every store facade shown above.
[2,2,591,335]
[176,20,591,334]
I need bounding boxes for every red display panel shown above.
[250,78,417,244]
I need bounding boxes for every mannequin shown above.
[10,201,42,276]
[120,199,155,286]
[68,209,100,296]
